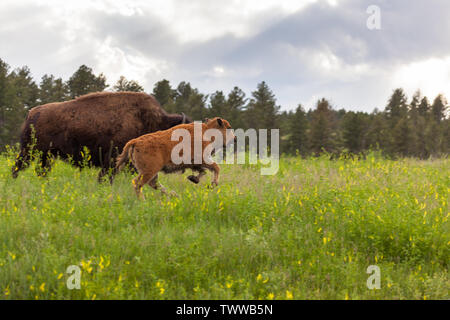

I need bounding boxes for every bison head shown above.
[181,112,192,124]
[205,117,235,147]
[163,112,192,129]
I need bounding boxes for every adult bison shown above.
[11,91,191,183]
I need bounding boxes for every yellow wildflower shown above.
[286,290,293,300]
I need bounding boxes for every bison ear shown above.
[217,118,223,127]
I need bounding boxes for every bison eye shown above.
[217,118,223,127]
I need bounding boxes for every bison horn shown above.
[181,112,186,124]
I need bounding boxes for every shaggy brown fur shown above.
[116,117,235,198]
[12,91,191,183]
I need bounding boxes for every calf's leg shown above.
[133,171,160,199]
[148,174,178,197]
[188,168,206,184]
[202,162,220,187]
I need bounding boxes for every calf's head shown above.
[204,117,235,147]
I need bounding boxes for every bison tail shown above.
[116,141,135,171]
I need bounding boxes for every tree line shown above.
[0,58,448,158]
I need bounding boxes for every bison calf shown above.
[116,117,235,199]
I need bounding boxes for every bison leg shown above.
[187,175,200,184]
[187,168,206,184]
[12,148,31,178]
[108,167,118,185]
[97,166,118,184]
[98,145,121,184]
[202,162,220,187]
[148,174,167,193]
[97,167,108,183]
[36,151,52,177]
[133,172,158,199]
[132,174,145,199]
[148,175,178,197]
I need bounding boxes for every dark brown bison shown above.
[12,91,191,183]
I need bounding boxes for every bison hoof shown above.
[188,175,200,184]
[208,182,218,189]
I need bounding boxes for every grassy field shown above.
[0,150,448,300]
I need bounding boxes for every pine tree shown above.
[423,94,448,156]
[67,65,108,98]
[0,65,38,146]
[431,94,447,123]
[287,105,308,155]
[442,118,450,154]
[187,90,208,121]
[173,81,207,120]
[385,88,408,120]
[208,91,227,118]
[414,116,429,158]
[418,97,430,117]
[413,96,432,157]
[309,98,334,154]
[408,90,422,157]
[246,81,279,130]
[9,66,39,110]
[425,120,442,156]
[226,86,246,129]
[409,90,421,117]
[152,79,176,107]
[39,74,68,104]
[341,111,367,153]
[0,59,11,146]
[113,76,144,92]
[391,118,412,157]
[366,111,387,151]
[172,81,192,115]
[384,88,409,155]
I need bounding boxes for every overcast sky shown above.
[1,0,449,112]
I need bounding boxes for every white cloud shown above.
[161,0,317,42]
[213,66,225,76]
[94,37,170,88]
[27,0,316,43]
[392,56,450,102]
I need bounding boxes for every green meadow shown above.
[0,150,448,300]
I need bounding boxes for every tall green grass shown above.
[0,151,448,299]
